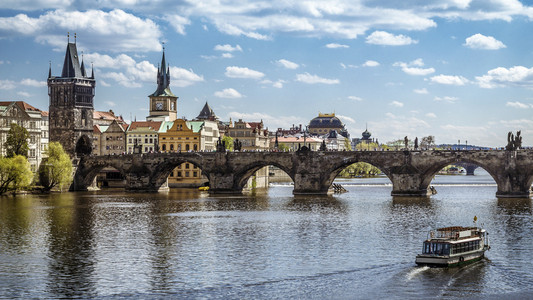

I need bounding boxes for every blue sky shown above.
[2,1,533,147]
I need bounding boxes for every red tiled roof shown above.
[0,101,42,112]
[93,110,124,122]
[127,121,162,131]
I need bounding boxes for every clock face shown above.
[156,102,163,110]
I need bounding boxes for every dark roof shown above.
[197,102,217,120]
[61,43,84,78]
[309,114,344,129]
[150,50,176,97]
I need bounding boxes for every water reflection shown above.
[45,193,97,298]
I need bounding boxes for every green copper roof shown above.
[187,121,205,133]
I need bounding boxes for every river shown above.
[1,170,532,299]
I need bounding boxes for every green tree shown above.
[5,123,29,157]
[0,155,33,194]
[355,142,379,150]
[278,143,290,152]
[222,135,234,151]
[38,142,73,192]
[344,138,352,151]
[339,162,381,178]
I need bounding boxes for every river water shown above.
[1,170,532,299]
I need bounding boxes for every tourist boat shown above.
[415,222,490,267]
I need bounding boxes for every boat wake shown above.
[405,266,430,281]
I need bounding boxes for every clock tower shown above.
[147,49,177,121]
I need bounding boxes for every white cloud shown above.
[362,60,380,67]
[348,96,363,101]
[413,88,428,94]
[169,67,205,87]
[84,52,203,87]
[163,14,191,35]
[277,59,299,69]
[393,59,435,76]
[296,73,339,84]
[20,78,46,87]
[227,111,304,130]
[337,115,355,123]
[430,75,469,85]
[426,112,437,118]
[17,91,31,98]
[476,66,533,89]
[225,66,265,79]
[214,44,243,52]
[0,80,16,90]
[221,53,233,58]
[105,101,117,107]
[326,43,349,49]
[390,101,404,107]
[214,88,243,98]
[0,9,161,52]
[506,101,532,109]
[434,96,459,102]
[366,31,418,46]
[464,33,506,50]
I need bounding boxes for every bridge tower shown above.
[147,47,178,122]
[48,36,95,157]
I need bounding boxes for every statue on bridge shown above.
[414,137,419,150]
[234,139,243,151]
[404,136,409,150]
[506,130,522,151]
[216,136,226,152]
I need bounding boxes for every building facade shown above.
[92,119,128,156]
[226,119,270,150]
[47,41,95,157]
[126,121,162,154]
[0,101,48,172]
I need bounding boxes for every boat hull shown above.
[415,249,486,267]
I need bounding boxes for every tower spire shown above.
[48,61,52,78]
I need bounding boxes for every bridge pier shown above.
[207,173,243,194]
[293,173,329,195]
[390,173,431,197]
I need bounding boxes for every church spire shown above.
[61,41,83,78]
[150,46,174,97]
[48,61,52,78]
[80,52,87,77]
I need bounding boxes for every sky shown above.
[1,1,533,147]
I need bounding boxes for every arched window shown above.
[185,144,190,151]
[193,144,198,151]
[170,144,174,151]
[162,144,166,151]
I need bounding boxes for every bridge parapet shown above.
[72,150,533,198]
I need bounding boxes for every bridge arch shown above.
[234,160,294,190]
[150,156,207,190]
[420,157,499,190]
[321,156,391,191]
[74,160,128,190]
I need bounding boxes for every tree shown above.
[356,142,379,151]
[421,136,436,149]
[5,123,29,157]
[278,143,290,152]
[339,162,381,178]
[38,142,73,192]
[0,155,33,194]
[222,135,234,151]
[344,138,352,151]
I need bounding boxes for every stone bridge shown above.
[72,150,533,198]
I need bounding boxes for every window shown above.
[193,171,197,177]
[193,144,198,151]
[186,163,190,169]
[185,144,190,151]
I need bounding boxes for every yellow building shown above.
[159,119,206,187]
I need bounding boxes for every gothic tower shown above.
[147,49,178,121]
[48,40,95,157]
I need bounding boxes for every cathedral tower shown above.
[48,39,95,157]
[147,49,178,121]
